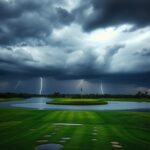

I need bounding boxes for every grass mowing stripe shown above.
[55,111,70,123]
[83,111,95,124]
[65,111,76,123]
[83,111,103,124]
[72,111,84,124]
[0,109,150,150]
[91,125,111,150]
[46,111,62,123]
[109,125,149,150]
[64,126,86,150]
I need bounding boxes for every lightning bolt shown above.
[39,77,43,95]
[78,79,84,87]
[78,79,84,96]
[14,81,21,91]
[100,80,104,95]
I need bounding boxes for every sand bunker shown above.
[35,144,63,150]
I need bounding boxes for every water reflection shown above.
[0,97,150,111]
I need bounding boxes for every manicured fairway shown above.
[0,108,150,150]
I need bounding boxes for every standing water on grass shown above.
[0,97,150,111]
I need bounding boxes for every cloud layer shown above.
[0,0,150,93]
[79,0,150,31]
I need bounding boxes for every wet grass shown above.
[47,98,150,105]
[106,98,150,102]
[0,97,24,102]
[0,108,150,150]
[47,98,108,105]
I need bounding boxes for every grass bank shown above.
[47,97,150,105]
[47,98,108,105]
[0,108,150,150]
[106,97,150,102]
[0,97,24,102]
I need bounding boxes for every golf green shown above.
[47,98,108,105]
[0,108,150,150]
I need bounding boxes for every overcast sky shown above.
[0,0,150,94]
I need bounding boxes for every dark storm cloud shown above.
[0,0,41,20]
[69,44,125,78]
[56,7,74,25]
[104,44,125,68]
[1,0,150,46]
[0,0,74,45]
[0,0,150,94]
[0,44,123,79]
[79,0,150,31]
[134,48,150,56]
[91,72,150,86]
[0,49,37,77]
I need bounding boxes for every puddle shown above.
[92,133,97,135]
[111,141,120,145]
[35,144,63,150]
[53,123,83,126]
[112,145,122,148]
[37,140,48,143]
[92,139,97,141]
[111,141,122,148]
[61,137,70,140]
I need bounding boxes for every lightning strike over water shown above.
[14,81,21,91]
[39,77,43,95]
[78,79,84,88]
[78,79,84,94]
[100,80,104,95]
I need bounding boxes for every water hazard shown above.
[0,97,150,111]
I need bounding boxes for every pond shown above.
[0,97,150,111]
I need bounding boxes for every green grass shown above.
[47,98,108,105]
[0,97,24,102]
[47,97,150,105]
[106,97,150,102]
[0,108,150,150]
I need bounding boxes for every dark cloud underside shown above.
[81,0,150,31]
[0,0,150,93]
